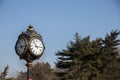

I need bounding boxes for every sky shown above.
[0,0,120,77]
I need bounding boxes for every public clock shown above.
[29,37,44,56]
[15,38,27,56]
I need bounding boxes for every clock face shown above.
[15,38,26,55]
[30,38,44,56]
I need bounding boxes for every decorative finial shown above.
[28,25,34,31]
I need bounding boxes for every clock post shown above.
[15,25,45,80]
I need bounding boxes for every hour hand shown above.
[20,45,25,48]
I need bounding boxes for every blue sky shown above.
[0,0,120,77]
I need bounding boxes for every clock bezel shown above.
[15,37,28,56]
[29,37,45,57]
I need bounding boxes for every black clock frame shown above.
[15,25,45,62]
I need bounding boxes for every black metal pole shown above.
[26,62,33,80]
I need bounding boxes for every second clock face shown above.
[15,38,26,56]
[30,38,44,56]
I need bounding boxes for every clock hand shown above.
[20,45,25,48]
[35,45,38,48]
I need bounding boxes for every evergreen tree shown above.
[99,30,120,79]
[56,33,92,80]
[56,30,120,80]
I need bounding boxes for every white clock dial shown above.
[30,38,44,56]
[16,38,26,55]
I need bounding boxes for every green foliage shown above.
[56,30,120,80]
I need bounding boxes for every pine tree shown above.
[56,33,93,80]
[99,30,120,79]
[56,30,120,80]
